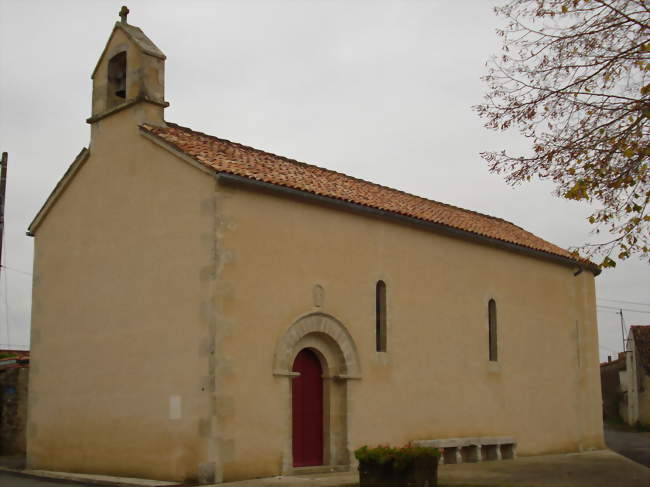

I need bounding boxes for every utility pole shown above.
[0,152,6,351]
[0,152,7,278]
[619,308,626,352]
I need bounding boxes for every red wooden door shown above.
[292,348,324,467]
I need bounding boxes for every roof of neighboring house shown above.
[0,350,30,370]
[600,352,627,368]
[141,122,598,273]
[630,325,650,375]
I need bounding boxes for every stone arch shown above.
[273,312,361,473]
[273,312,361,379]
[107,50,127,106]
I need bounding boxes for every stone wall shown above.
[0,367,29,455]
[600,354,626,422]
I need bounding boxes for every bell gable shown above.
[88,6,167,124]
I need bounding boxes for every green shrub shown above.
[354,444,440,472]
[633,421,650,432]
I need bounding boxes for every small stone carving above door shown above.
[313,284,324,308]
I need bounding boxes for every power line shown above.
[597,305,650,315]
[598,298,650,307]
[0,265,32,276]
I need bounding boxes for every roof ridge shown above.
[141,122,597,272]
[164,122,523,230]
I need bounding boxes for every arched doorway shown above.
[292,348,324,467]
[273,312,362,473]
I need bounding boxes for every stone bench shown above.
[413,437,517,465]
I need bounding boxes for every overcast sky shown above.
[0,0,648,360]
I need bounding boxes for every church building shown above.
[26,9,604,484]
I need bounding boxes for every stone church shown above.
[26,9,604,484]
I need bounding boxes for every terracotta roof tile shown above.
[141,122,596,270]
[0,350,29,358]
[0,350,29,370]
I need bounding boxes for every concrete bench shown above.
[413,437,517,465]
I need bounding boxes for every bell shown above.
[115,74,126,99]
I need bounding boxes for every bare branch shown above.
[476,0,649,267]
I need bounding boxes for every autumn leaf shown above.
[475,0,650,267]
[601,257,617,268]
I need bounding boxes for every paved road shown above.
[0,471,93,487]
[604,425,650,468]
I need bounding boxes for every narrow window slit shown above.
[376,280,387,352]
[488,299,497,362]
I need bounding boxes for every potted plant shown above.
[355,444,440,487]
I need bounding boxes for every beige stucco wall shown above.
[28,107,605,482]
[210,179,604,481]
[639,374,650,425]
[27,106,217,482]
[620,342,650,426]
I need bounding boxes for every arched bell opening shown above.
[107,51,127,107]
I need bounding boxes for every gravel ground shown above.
[217,450,649,487]
[2,447,648,487]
